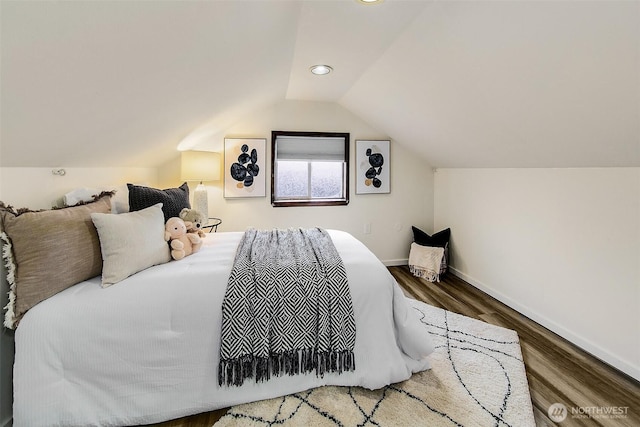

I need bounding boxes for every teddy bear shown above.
[164,217,203,260]
[179,208,207,238]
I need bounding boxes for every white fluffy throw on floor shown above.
[408,243,444,282]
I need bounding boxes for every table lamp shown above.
[180,150,221,224]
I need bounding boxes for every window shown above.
[271,131,349,207]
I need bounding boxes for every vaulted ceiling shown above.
[1,0,638,168]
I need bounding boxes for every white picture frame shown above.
[356,140,390,194]
[224,138,267,198]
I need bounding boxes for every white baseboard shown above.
[448,267,640,382]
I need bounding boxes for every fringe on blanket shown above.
[409,265,441,283]
[219,349,356,386]
[1,232,17,329]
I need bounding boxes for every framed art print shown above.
[224,138,266,198]
[356,140,390,194]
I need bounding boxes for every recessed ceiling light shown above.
[310,65,333,75]
[357,0,383,4]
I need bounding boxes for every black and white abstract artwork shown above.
[356,140,390,194]
[224,138,266,198]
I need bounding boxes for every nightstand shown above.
[203,218,222,233]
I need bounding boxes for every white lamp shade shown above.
[180,151,221,182]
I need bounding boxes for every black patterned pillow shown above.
[412,226,450,274]
[128,183,190,222]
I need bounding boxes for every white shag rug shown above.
[214,299,536,427]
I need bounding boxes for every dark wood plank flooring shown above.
[147,266,640,427]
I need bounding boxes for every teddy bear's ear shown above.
[179,208,189,218]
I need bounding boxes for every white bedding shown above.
[13,230,434,426]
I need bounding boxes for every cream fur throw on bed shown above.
[409,243,444,282]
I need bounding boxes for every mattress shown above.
[13,230,434,426]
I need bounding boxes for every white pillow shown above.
[64,184,132,213]
[110,183,131,214]
[64,187,101,206]
[91,203,170,287]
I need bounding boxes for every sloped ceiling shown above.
[1,0,638,168]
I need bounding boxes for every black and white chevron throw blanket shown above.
[218,228,356,387]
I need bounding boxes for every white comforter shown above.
[13,230,434,426]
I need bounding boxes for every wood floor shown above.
[148,267,640,427]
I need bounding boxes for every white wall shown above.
[434,167,640,380]
[341,0,640,169]
[162,100,435,263]
[0,167,158,209]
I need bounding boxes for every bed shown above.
[9,226,434,426]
